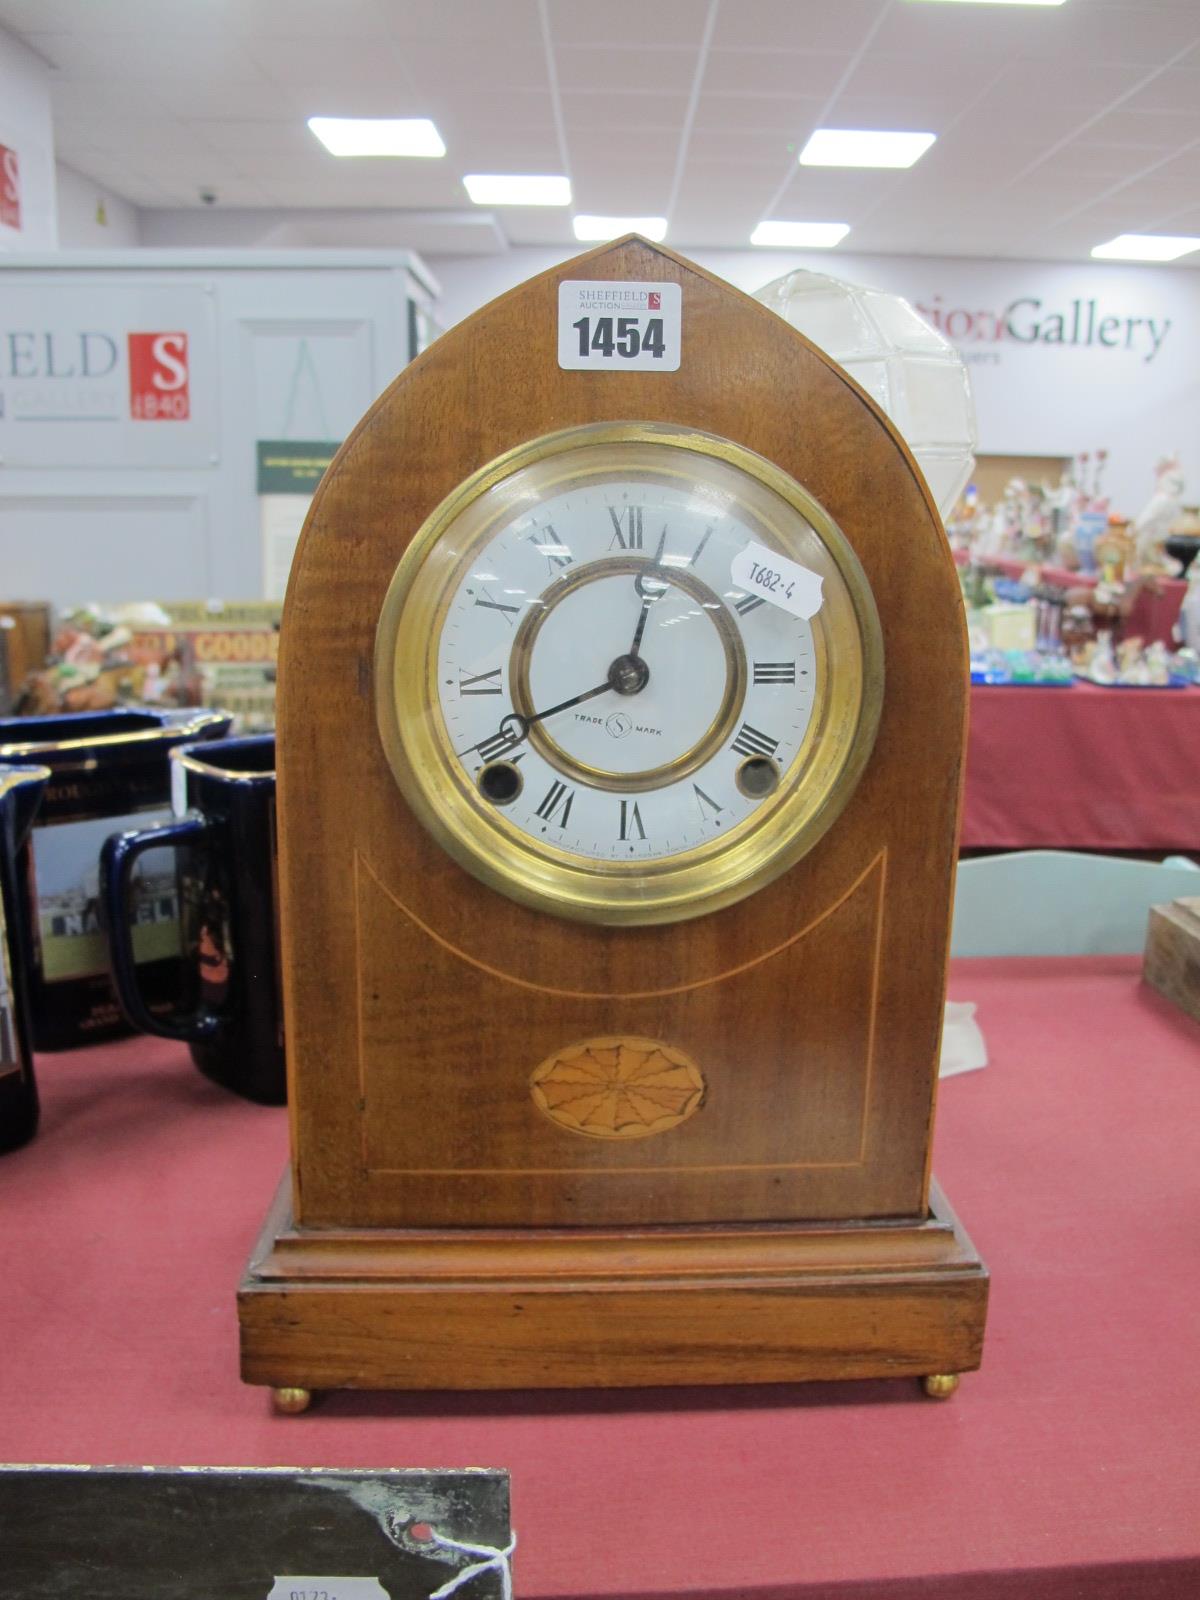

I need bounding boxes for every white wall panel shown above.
[0,250,437,604]
[0,492,209,605]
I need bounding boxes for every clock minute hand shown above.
[524,677,613,728]
[458,678,612,759]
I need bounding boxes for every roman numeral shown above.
[535,780,574,827]
[458,667,502,696]
[732,723,779,760]
[474,587,521,623]
[733,593,765,616]
[608,505,644,550]
[689,525,714,567]
[692,784,724,819]
[753,661,796,685]
[477,727,522,763]
[618,799,646,841]
[527,524,572,572]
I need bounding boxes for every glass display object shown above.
[754,269,977,520]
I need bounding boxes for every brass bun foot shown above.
[271,1386,313,1415]
[922,1373,960,1400]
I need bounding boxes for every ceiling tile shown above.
[555,45,698,95]
[823,90,977,129]
[546,0,706,50]
[685,127,797,166]
[1120,65,1200,117]
[868,3,1090,65]
[771,165,903,211]
[243,37,416,93]
[1143,199,1200,231]
[385,1,542,44]
[185,119,325,158]
[701,48,854,99]
[397,37,549,92]
[1032,4,1200,66]
[569,172,674,215]
[142,79,310,119]
[710,0,889,55]
[562,92,689,131]
[691,91,823,135]
[440,131,564,172]
[437,88,557,132]
[23,29,265,82]
[47,78,172,119]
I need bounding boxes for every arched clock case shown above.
[238,239,988,1406]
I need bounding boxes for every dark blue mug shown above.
[100,735,283,1105]
[0,707,231,1051]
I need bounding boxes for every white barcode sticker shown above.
[730,541,825,620]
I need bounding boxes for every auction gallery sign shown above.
[0,280,217,467]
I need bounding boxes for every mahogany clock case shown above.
[239,238,987,1395]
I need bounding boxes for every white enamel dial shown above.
[436,475,818,863]
[377,423,881,926]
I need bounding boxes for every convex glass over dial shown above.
[375,424,883,925]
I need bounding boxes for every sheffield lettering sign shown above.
[0,282,215,468]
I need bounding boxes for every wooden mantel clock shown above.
[238,238,988,1409]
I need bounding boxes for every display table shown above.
[963,682,1200,851]
[1,956,1198,1598]
[957,551,1188,647]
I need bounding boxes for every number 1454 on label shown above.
[571,315,666,361]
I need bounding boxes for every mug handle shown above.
[100,816,223,1043]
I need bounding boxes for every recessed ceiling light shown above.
[1090,234,1200,262]
[307,117,446,158]
[463,174,571,206]
[573,215,668,242]
[799,129,936,169]
[751,221,850,248]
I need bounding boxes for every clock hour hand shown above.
[459,678,612,760]
[629,523,670,659]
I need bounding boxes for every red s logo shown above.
[128,332,190,420]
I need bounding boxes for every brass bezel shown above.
[375,422,884,926]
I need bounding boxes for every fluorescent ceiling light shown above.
[908,1,1067,7]
[1090,233,1200,262]
[799,129,936,168]
[463,174,571,206]
[307,117,445,158]
[573,214,667,242]
[751,221,850,248]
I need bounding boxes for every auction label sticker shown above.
[730,541,825,620]
[558,281,681,371]
[267,1579,388,1600]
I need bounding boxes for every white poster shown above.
[0,280,218,467]
[260,496,309,602]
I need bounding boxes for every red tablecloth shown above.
[963,681,1200,851]
[1,956,1198,1597]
